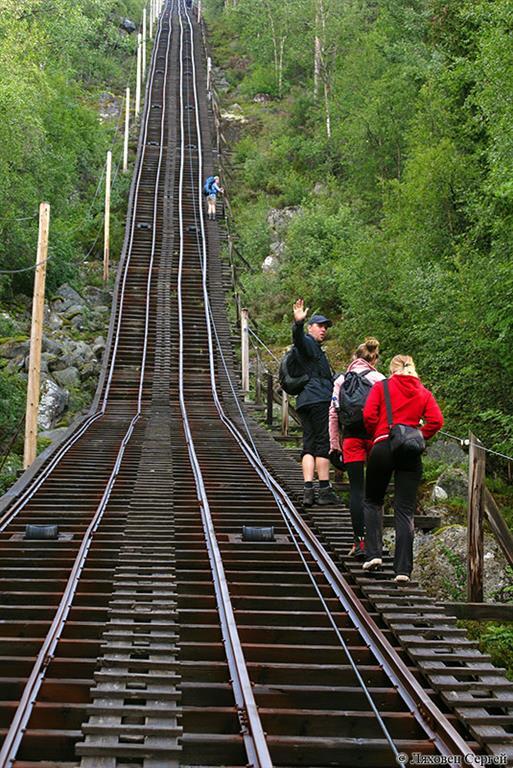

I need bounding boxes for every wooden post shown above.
[135,33,142,117]
[23,203,50,470]
[103,150,112,283]
[240,308,249,395]
[281,390,289,436]
[468,432,485,602]
[142,9,147,81]
[266,373,274,427]
[149,0,153,37]
[123,87,130,173]
[207,57,212,91]
[197,0,202,22]
[255,352,262,405]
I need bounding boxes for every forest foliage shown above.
[0,0,143,462]
[205,0,513,458]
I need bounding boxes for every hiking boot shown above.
[347,538,365,558]
[302,487,315,508]
[393,574,410,584]
[362,557,382,572]
[317,486,339,506]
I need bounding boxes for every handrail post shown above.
[266,374,274,427]
[468,431,485,602]
[281,390,289,436]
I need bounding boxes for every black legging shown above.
[346,461,365,540]
[363,439,422,576]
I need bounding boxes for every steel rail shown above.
[0,5,167,533]
[183,2,476,761]
[175,4,273,766]
[0,9,173,766]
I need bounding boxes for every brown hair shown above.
[389,354,418,377]
[354,337,380,364]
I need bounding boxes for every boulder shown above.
[42,335,62,355]
[80,360,100,380]
[221,107,247,124]
[70,314,86,331]
[63,304,85,320]
[262,255,277,273]
[92,336,106,359]
[6,356,25,373]
[253,93,272,103]
[39,427,69,443]
[432,485,448,502]
[435,467,468,499]
[267,206,300,236]
[83,286,112,306]
[53,367,81,389]
[38,378,68,431]
[427,439,468,466]
[67,341,96,369]
[47,311,63,331]
[212,68,229,92]
[41,352,59,371]
[53,283,84,312]
[120,18,136,33]
[413,525,513,602]
[99,93,121,122]
[0,339,29,359]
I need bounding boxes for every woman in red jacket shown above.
[361,355,443,582]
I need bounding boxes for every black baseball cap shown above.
[308,313,332,327]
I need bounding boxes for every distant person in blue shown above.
[203,175,224,221]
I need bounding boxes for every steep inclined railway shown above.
[0,1,507,767]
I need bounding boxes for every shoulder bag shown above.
[382,379,426,455]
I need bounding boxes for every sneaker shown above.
[347,538,365,558]
[302,487,315,508]
[317,486,339,506]
[362,557,382,571]
[393,574,410,583]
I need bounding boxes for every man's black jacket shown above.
[292,320,333,410]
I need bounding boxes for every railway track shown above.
[0,1,511,766]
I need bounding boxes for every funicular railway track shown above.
[0,1,511,766]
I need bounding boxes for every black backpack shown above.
[278,347,310,396]
[337,370,373,430]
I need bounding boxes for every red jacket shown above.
[363,374,443,443]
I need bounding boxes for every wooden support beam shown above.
[255,352,262,405]
[467,432,485,603]
[484,487,513,570]
[23,203,50,470]
[444,602,513,623]
[142,8,147,81]
[135,32,142,117]
[103,150,112,283]
[240,307,249,395]
[123,87,130,173]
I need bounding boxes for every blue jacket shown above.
[292,321,333,409]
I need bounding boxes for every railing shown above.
[199,10,513,621]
